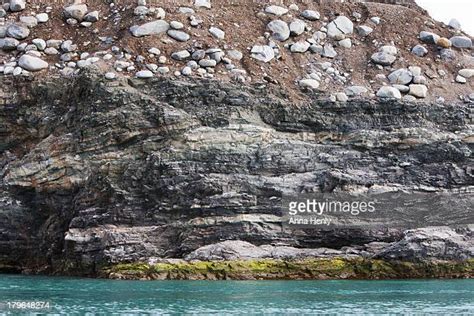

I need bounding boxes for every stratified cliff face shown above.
[0,71,472,275]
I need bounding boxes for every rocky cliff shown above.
[0,70,472,278]
[0,0,473,279]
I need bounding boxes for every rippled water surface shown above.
[0,275,473,314]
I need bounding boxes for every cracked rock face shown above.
[327,16,353,37]
[0,71,472,275]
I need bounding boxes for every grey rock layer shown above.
[186,226,474,261]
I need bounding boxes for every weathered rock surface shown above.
[84,11,99,23]
[371,46,397,66]
[0,70,472,276]
[185,240,352,261]
[0,37,20,50]
[419,31,440,44]
[186,241,268,260]
[411,44,428,57]
[300,10,320,21]
[267,20,290,41]
[299,78,320,89]
[376,86,402,99]
[6,24,30,40]
[449,18,461,30]
[264,5,288,16]
[356,25,373,36]
[327,16,353,37]
[64,4,88,21]
[345,86,368,97]
[195,0,211,9]
[167,30,190,42]
[136,70,154,78]
[290,41,310,53]
[9,0,26,12]
[187,226,474,261]
[289,19,305,36]
[171,50,191,61]
[450,36,472,48]
[377,226,474,261]
[322,43,337,58]
[20,16,38,28]
[17,55,48,71]
[208,26,225,39]
[251,45,274,62]
[458,69,474,79]
[388,68,413,85]
[130,20,170,37]
[409,84,428,98]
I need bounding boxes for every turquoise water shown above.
[0,275,473,314]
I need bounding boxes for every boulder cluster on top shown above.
[0,0,472,102]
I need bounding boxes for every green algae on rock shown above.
[102,258,474,280]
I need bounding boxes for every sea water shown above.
[0,275,473,314]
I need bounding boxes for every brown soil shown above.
[1,0,473,102]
